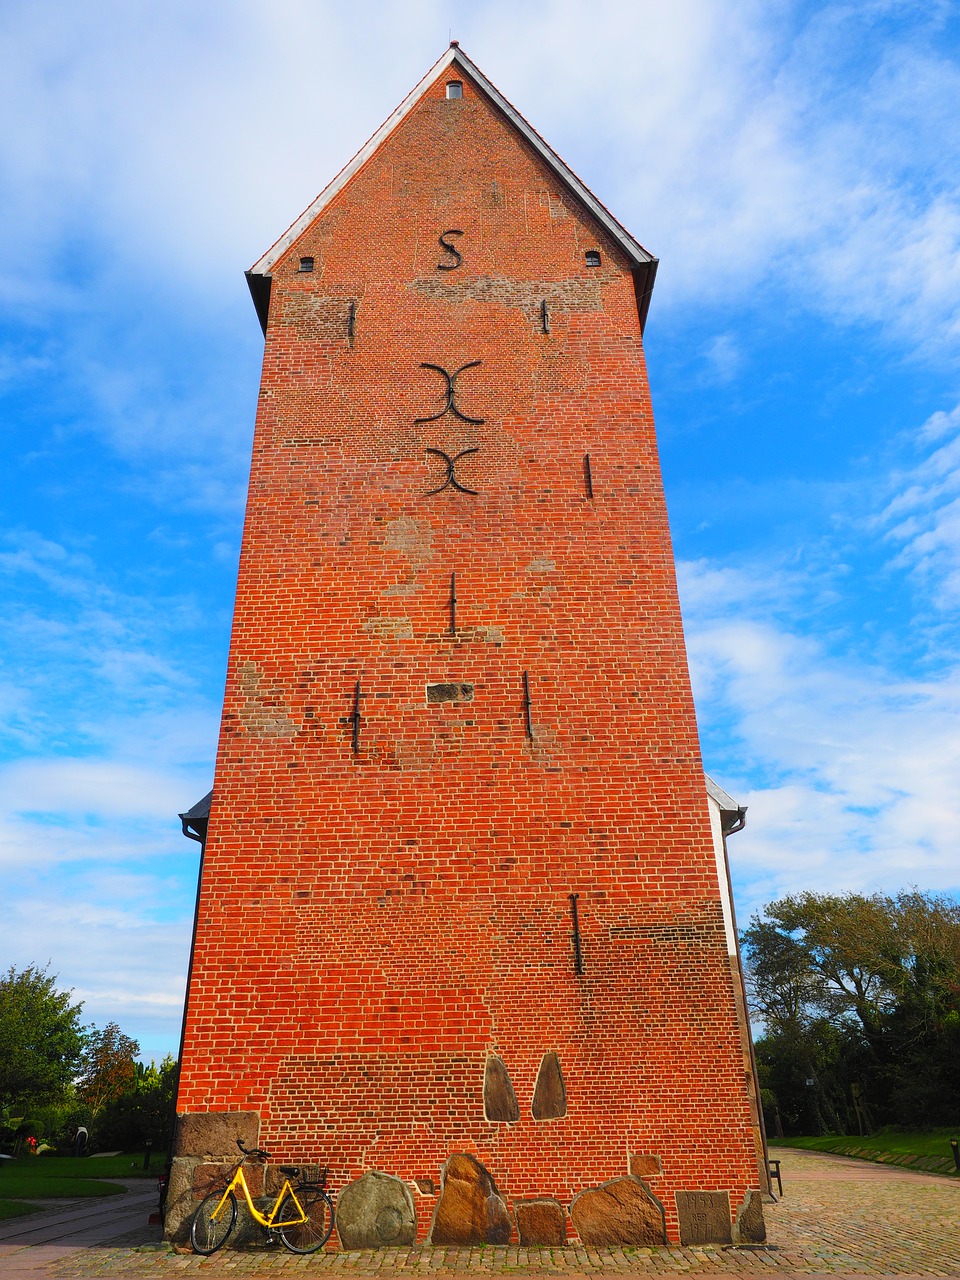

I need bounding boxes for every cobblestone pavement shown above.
[1,1150,958,1278]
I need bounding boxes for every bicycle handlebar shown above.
[237,1137,272,1160]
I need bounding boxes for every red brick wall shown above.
[176,69,759,1242]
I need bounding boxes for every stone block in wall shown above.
[483,1056,520,1122]
[629,1154,662,1178]
[735,1190,766,1243]
[172,1110,259,1158]
[430,1153,513,1245]
[531,1052,566,1120]
[163,1157,199,1244]
[570,1176,666,1247]
[336,1171,417,1248]
[515,1198,566,1245]
[675,1190,733,1245]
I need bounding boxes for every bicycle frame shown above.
[209,1164,307,1229]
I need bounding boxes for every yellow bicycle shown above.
[190,1138,334,1255]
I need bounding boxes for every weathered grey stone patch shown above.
[238,662,296,737]
[364,616,415,640]
[335,1171,417,1248]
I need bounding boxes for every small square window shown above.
[446,81,463,100]
[585,250,601,267]
[298,256,315,273]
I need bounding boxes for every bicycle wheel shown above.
[191,1189,238,1254]
[277,1187,334,1253]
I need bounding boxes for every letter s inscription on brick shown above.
[437,229,464,270]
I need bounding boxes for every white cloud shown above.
[682,395,960,922]
[686,419,960,921]
[0,759,197,823]
[700,334,743,386]
[4,891,194,1060]
[878,403,960,602]
[691,605,960,919]
[2,1,958,360]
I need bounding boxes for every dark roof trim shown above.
[179,789,212,844]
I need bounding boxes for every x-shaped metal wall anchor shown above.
[425,447,480,495]
[415,361,485,424]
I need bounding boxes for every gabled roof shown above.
[246,44,658,336]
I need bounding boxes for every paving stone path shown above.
[1,1150,958,1278]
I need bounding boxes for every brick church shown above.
[168,45,767,1248]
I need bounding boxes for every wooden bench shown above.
[768,1157,783,1196]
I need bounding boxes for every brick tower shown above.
[170,46,766,1249]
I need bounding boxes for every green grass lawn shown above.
[771,1129,960,1171]
[0,1152,165,1220]
[0,1200,43,1220]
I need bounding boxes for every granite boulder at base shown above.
[335,1172,417,1248]
[735,1189,766,1243]
[430,1153,513,1244]
[515,1198,567,1245]
[675,1190,733,1245]
[570,1176,666,1246]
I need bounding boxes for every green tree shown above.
[78,1022,140,1115]
[95,1054,177,1149]
[0,965,86,1112]
[742,890,960,1131]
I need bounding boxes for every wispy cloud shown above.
[879,403,960,603]
[682,401,960,921]
[3,3,958,360]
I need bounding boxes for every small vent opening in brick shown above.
[446,80,463,99]
[298,256,315,272]
[427,682,473,704]
[585,250,601,267]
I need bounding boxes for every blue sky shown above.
[3,0,959,1062]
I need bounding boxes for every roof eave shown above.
[246,271,271,336]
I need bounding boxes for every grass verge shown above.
[771,1129,960,1175]
[0,1200,44,1220]
[0,1154,153,1208]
